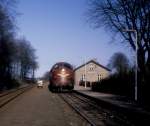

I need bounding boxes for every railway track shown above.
[59,92,133,126]
[0,85,34,108]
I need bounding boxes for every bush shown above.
[92,73,135,99]
[0,78,20,90]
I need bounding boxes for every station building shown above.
[74,60,110,87]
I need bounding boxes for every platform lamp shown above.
[84,58,87,88]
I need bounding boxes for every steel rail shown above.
[0,85,31,97]
[70,92,132,125]
[0,85,34,108]
[59,92,133,126]
[59,93,96,126]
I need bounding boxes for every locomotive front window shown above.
[53,64,59,69]
[63,63,72,69]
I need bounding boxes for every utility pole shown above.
[123,29,138,101]
[84,58,87,88]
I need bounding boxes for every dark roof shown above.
[51,62,73,69]
[74,60,111,72]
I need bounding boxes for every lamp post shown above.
[84,58,87,88]
[123,29,138,101]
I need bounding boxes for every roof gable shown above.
[74,60,111,71]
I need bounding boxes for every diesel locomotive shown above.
[49,62,74,92]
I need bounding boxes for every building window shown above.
[98,74,101,81]
[81,74,85,81]
[89,64,94,71]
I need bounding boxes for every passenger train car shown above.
[49,62,74,92]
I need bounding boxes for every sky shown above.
[16,0,133,77]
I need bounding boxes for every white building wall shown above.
[75,62,110,86]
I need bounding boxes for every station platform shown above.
[74,85,139,108]
[74,85,150,124]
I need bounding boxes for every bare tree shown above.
[0,0,38,90]
[108,52,130,74]
[17,38,38,80]
[0,0,16,89]
[87,0,150,84]
[42,71,50,81]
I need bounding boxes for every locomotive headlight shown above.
[62,68,65,72]
[57,68,69,78]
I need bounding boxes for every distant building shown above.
[74,60,110,86]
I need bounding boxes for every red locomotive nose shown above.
[55,68,70,85]
[49,62,74,91]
